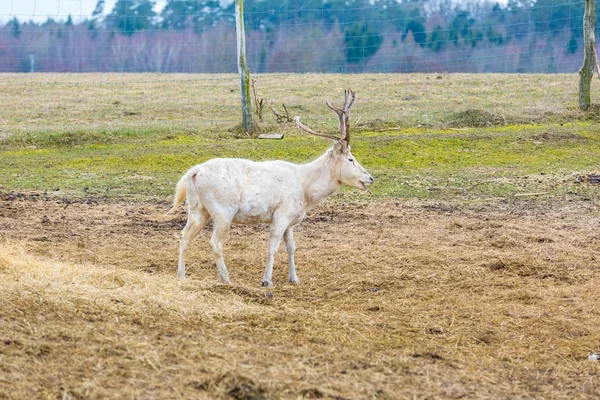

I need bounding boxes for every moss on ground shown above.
[2,73,600,202]
[1,122,599,202]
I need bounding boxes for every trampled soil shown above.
[1,196,599,399]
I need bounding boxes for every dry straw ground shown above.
[1,72,596,141]
[1,73,600,399]
[1,197,599,399]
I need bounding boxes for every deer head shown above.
[294,89,374,191]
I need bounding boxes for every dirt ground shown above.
[1,195,600,399]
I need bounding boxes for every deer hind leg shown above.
[283,227,299,284]
[210,216,233,284]
[178,207,209,280]
[262,219,290,288]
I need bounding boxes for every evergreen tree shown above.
[344,22,383,64]
[93,0,105,17]
[404,19,427,48]
[10,18,21,39]
[89,0,105,31]
[107,0,157,36]
[449,10,481,48]
[160,0,223,32]
[567,32,578,54]
[427,25,449,53]
[482,2,508,45]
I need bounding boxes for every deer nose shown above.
[369,176,374,183]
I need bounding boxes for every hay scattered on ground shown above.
[1,198,600,399]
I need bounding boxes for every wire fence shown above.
[0,0,596,134]
[0,0,592,77]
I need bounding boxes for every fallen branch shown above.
[271,103,293,123]
[514,192,547,197]
[258,133,284,140]
[375,127,403,132]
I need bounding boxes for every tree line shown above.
[0,0,592,73]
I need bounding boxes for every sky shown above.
[0,0,238,23]
[0,0,507,24]
[0,0,165,23]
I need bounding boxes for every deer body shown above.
[172,89,373,287]
[179,154,337,225]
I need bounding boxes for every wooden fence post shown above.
[235,0,252,132]
[579,0,596,111]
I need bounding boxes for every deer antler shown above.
[326,88,355,145]
[294,116,340,141]
[295,89,356,146]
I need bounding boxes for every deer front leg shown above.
[262,219,289,288]
[283,227,299,284]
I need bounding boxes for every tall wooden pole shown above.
[235,0,252,132]
[579,0,596,111]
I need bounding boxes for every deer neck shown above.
[300,148,341,208]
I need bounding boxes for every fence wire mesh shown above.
[0,1,593,75]
[0,0,598,136]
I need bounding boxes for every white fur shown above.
[171,141,372,287]
[171,89,372,287]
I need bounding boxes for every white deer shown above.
[170,89,373,287]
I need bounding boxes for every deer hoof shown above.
[288,278,300,285]
[262,280,273,288]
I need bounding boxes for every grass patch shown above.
[1,122,600,202]
[1,73,600,144]
[446,109,507,127]
[1,73,600,203]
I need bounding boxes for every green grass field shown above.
[1,73,600,203]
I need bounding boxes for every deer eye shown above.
[348,158,354,162]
